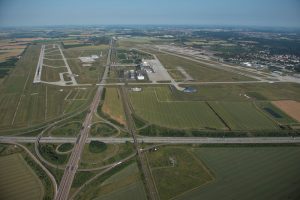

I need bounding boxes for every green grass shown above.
[89,141,107,153]
[72,171,96,188]
[129,87,226,130]
[209,101,278,130]
[51,121,81,137]
[174,83,300,102]
[57,143,74,152]
[0,153,44,200]
[41,66,66,82]
[168,69,186,81]
[43,58,65,66]
[63,46,107,84]
[80,143,135,169]
[147,146,214,200]
[102,87,126,125]
[39,143,70,165]
[90,122,118,137]
[156,53,253,81]
[94,181,147,200]
[175,147,300,200]
[0,44,95,132]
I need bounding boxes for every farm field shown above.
[272,100,300,122]
[209,101,278,130]
[0,84,94,132]
[0,153,44,200]
[129,86,287,131]
[94,163,147,200]
[101,87,126,125]
[175,146,300,200]
[151,83,300,103]
[146,146,214,200]
[75,162,147,200]
[255,101,298,125]
[0,39,27,61]
[129,87,226,129]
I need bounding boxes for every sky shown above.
[0,0,300,27]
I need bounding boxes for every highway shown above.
[1,136,300,144]
[54,38,113,200]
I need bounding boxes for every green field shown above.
[174,83,300,102]
[156,52,253,82]
[129,86,296,132]
[175,146,300,200]
[129,87,226,129]
[94,163,147,200]
[101,87,126,125]
[90,122,119,137]
[41,66,66,82]
[0,44,95,133]
[63,46,108,84]
[0,154,44,200]
[146,147,214,200]
[57,143,74,152]
[39,143,70,165]
[50,121,82,137]
[209,101,278,130]
[80,143,135,169]
[75,162,147,200]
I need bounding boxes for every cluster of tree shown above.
[89,141,107,153]
[24,156,53,200]
[88,36,110,45]
[39,144,68,164]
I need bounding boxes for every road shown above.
[54,38,113,200]
[1,136,300,144]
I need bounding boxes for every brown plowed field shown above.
[272,100,300,122]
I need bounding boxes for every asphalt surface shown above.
[54,39,113,200]
[1,136,300,144]
[33,44,45,83]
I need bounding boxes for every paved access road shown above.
[1,136,299,144]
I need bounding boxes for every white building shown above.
[137,74,145,80]
[131,87,142,92]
